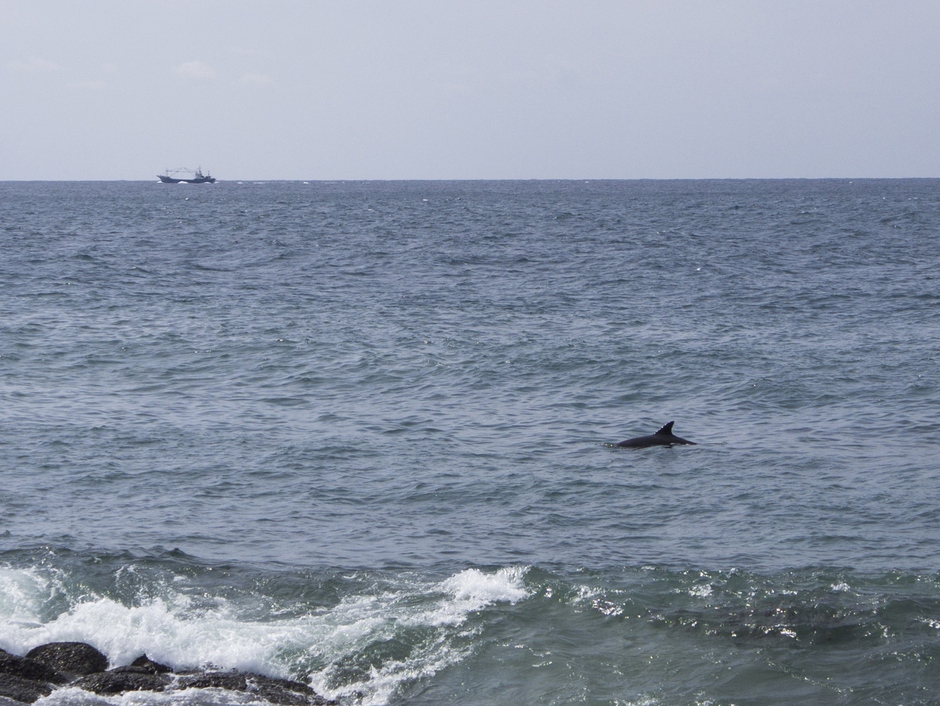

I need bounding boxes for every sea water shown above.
[0,179,938,705]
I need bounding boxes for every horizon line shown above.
[3,176,940,183]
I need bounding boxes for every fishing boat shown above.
[157,167,216,184]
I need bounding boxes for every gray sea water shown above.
[1,179,939,705]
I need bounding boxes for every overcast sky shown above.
[2,1,939,180]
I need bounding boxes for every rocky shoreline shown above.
[0,642,337,705]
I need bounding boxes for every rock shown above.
[0,647,336,706]
[0,648,68,703]
[123,655,173,674]
[0,674,53,704]
[178,672,337,706]
[24,643,108,677]
[72,670,171,695]
[0,649,67,685]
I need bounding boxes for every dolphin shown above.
[615,421,696,448]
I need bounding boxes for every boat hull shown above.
[157,171,216,184]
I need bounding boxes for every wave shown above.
[4,549,940,705]
[0,555,529,706]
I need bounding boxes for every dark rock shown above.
[72,670,171,695]
[178,672,250,693]
[1,646,336,706]
[24,642,108,677]
[110,666,153,675]
[0,649,67,685]
[178,672,337,705]
[123,655,173,674]
[0,674,53,704]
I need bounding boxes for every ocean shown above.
[0,179,938,705]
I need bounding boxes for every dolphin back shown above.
[616,420,696,448]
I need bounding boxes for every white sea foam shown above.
[689,583,713,598]
[0,565,530,706]
[306,566,530,704]
[39,685,275,706]
[1,592,287,676]
[432,566,528,624]
[0,566,52,630]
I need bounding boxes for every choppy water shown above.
[1,179,938,704]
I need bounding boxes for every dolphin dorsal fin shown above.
[655,421,675,435]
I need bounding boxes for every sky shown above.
[1,0,939,180]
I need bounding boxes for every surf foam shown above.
[0,564,530,706]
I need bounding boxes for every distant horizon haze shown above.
[2,1,939,181]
